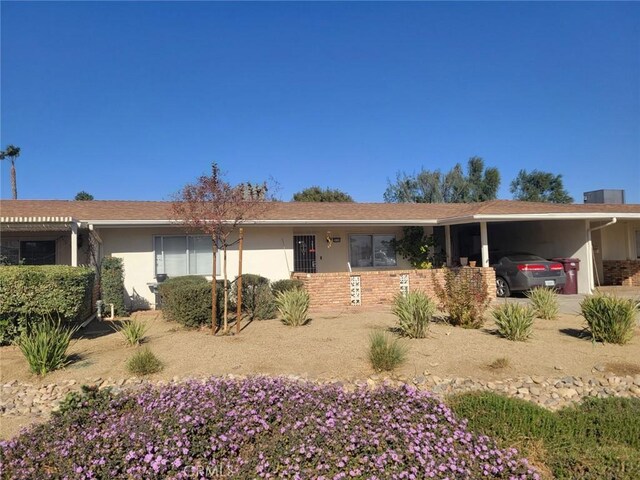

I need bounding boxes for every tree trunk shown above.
[236,228,244,335]
[223,242,229,333]
[10,161,17,199]
[212,236,217,333]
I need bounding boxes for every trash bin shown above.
[552,258,580,294]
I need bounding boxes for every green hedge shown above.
[232,274,277,320]
[159,277,224,328]
[271,279,304,295]
[101,257,127,316]
[0,266,95,345]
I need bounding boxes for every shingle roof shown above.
[1,199,638,224]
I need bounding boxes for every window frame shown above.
[348,234,397,269]
[0,238,57,265]
[153,234,219,277]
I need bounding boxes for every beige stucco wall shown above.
[488,220,592,294]
[599,220,640,261]
[291,225,423,273]
[97,225,424,309]
[99,226,296,309]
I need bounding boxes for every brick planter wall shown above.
[603,260,640,286]
[293,267,496,309]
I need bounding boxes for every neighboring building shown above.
[1,199,639,308]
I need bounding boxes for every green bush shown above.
[55,385,114,418]
[449,392,640,479]
[232,274,277,320]
[271,279,304,295]
[126,347,163,375]
[18,317,77,376]
[159,277,224,328]
[433,268,491,328]
[492,303,535,341]
[116,318,148,346]
[368,330,408,372]
[0,265,94,345]
[392,291,436,339]
[275,289,310,326]
[526,287,560,320]
[580,293,638,345]
[101,257,127,316]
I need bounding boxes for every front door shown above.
[293,235,316,273]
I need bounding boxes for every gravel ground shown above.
[1,306,639,439]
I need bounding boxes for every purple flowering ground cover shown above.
[0,377,539,479]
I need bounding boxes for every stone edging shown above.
[1,372,639,419]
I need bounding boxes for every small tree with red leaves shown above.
[172,163,271,333]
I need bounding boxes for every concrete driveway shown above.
[496,286,640,315]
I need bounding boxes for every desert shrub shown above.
[159,277,224,328]
[271,278,304,295]
[275,289,310,326]
[369,330,408,372]
[0,265,94,345]
[488,357,510,370]
[580,293,638,345]
[392,291,436,338]
[18,317,77,376]
[0,378,538,479]
[232,273,277,320]
[433,268,491,328]
[126,347,163,375]
[492,303,535,341]
[449,392,640,479]
[55,385,114,417]
[101,257,127,316]
[526,287,559,320]
[116,318,148,346]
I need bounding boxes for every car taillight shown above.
[517,264,547,271]
[550,263,564,271]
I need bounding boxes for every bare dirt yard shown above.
[2,308,639,386]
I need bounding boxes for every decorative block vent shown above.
[399,273,409,297]
[350,275,361,306]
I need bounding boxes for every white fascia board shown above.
[437,212,640,225]
[473,213,640,221]
[83,219,438,227]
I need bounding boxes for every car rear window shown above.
[506,254,546,262]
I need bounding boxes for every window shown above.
[0,239,56,265]
[636,231,640,259]
[154,235,219,277]
[349,235,396,268]
[21,241,56,265]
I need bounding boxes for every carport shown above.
[437,203,640,295]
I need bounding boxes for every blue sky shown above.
[1,2,639,203]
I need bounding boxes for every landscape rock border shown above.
[2,370,639,421]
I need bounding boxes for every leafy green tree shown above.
[510,169,573,203]
[384,157,500,203]
[74,191,94,201]
[467,156,501,202]
[391,226,445,268]
[292,186,354,202]
[0,145,21,199]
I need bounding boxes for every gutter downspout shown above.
[588,218,617,290]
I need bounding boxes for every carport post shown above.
[444,225,452,266]
[70,221,78,267]
[480,222,489,268]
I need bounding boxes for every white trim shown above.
[83,219,440,227]
[70,221,78,267]
[0,216,74,223]
[480,222,489,268]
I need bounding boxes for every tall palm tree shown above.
[1,145,21,199]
